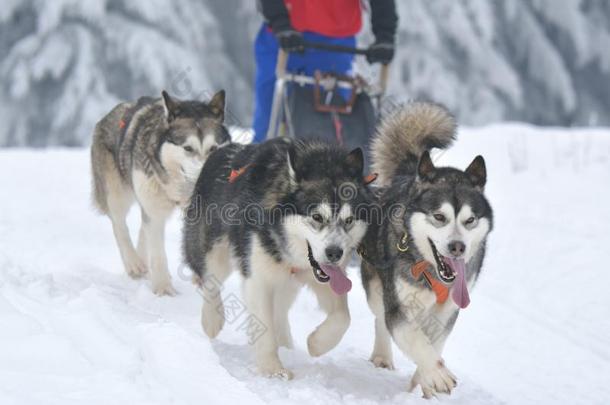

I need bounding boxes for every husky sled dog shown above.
[91,90,229,295]
[183,138,373,379]
[360,102,493,398]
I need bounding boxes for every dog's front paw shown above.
[258,359,293,380]
[125,256,148,279]
[267,367,294,380]
[202,301,224,338]
[307,329,334,357]
[409,360,457,398]
[307,313,349,357]
[151,280,177,296]
[370,354,394,370]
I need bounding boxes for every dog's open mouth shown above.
[428,238,471,308]
[307,243,352,295]
[429,239,456,283]
[308,244,330,283]
[314,268,331,283]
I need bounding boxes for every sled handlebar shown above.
[302,41,370,55]
[268,45,390,139]
[275,42,390,95]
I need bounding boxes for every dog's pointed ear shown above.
[345,148,364,177]
[208,90,225,122]
[161,90,179,123]
[465,155,486,189]
[417,151,435,182]
[287,146,298,183]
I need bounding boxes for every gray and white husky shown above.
[182,138,374,379]
[91,90,229,295]
[360,102,493,398]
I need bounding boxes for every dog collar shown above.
[400,231,449,304]
[411,261,449,304]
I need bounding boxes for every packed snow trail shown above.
[1,125,609,404]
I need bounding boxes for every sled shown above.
[266,41,390,155]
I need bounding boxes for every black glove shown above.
[366,42,395,65]
[275,29,305,53]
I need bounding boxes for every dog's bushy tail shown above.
[370,102,456,186]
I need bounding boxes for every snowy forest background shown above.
[1,0,610,147]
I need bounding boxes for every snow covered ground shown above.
[1,125,609,404]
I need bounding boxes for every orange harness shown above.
[411,261,449,304]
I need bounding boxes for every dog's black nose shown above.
[448,241,466,257]
[325,246,343,263]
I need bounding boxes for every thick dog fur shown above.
[361,102,493,398]
[183,138,374,379]
[371,102,457,187]
[91,90,230,295]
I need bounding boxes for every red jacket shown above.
[284,0,362,37]
[258,0,398,44]
[260,0,397,43]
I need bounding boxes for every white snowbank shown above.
[0,125,609,404]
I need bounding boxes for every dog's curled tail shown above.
[370,102,456,186]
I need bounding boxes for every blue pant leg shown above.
[252,28,356,143]
[252,25,278,143]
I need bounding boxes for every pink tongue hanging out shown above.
[444,257,470,308]
[319,264,352,295]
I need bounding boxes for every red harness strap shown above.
[228,164,251,183]
[411,261,449,304]
[229,166,377,186]
[117,96,155,136]
[363,173,378,185]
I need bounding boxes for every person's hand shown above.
[275,29,305,53]
[366,42,395,65]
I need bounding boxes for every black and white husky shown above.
[182,138,374,379]
[91,90,229,295]
[360,102,493,398]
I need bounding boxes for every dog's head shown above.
[159,90,230,181]
[406,152,493,303]
[282,143,374,294]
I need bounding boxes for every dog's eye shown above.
[209,145,218,154]
[183,145,194,153]
[312,214,324,223]
[344,216,354,225]
[433,213,446,223]
[465,216,477,225]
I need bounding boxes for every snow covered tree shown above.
[1,0,609,146]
